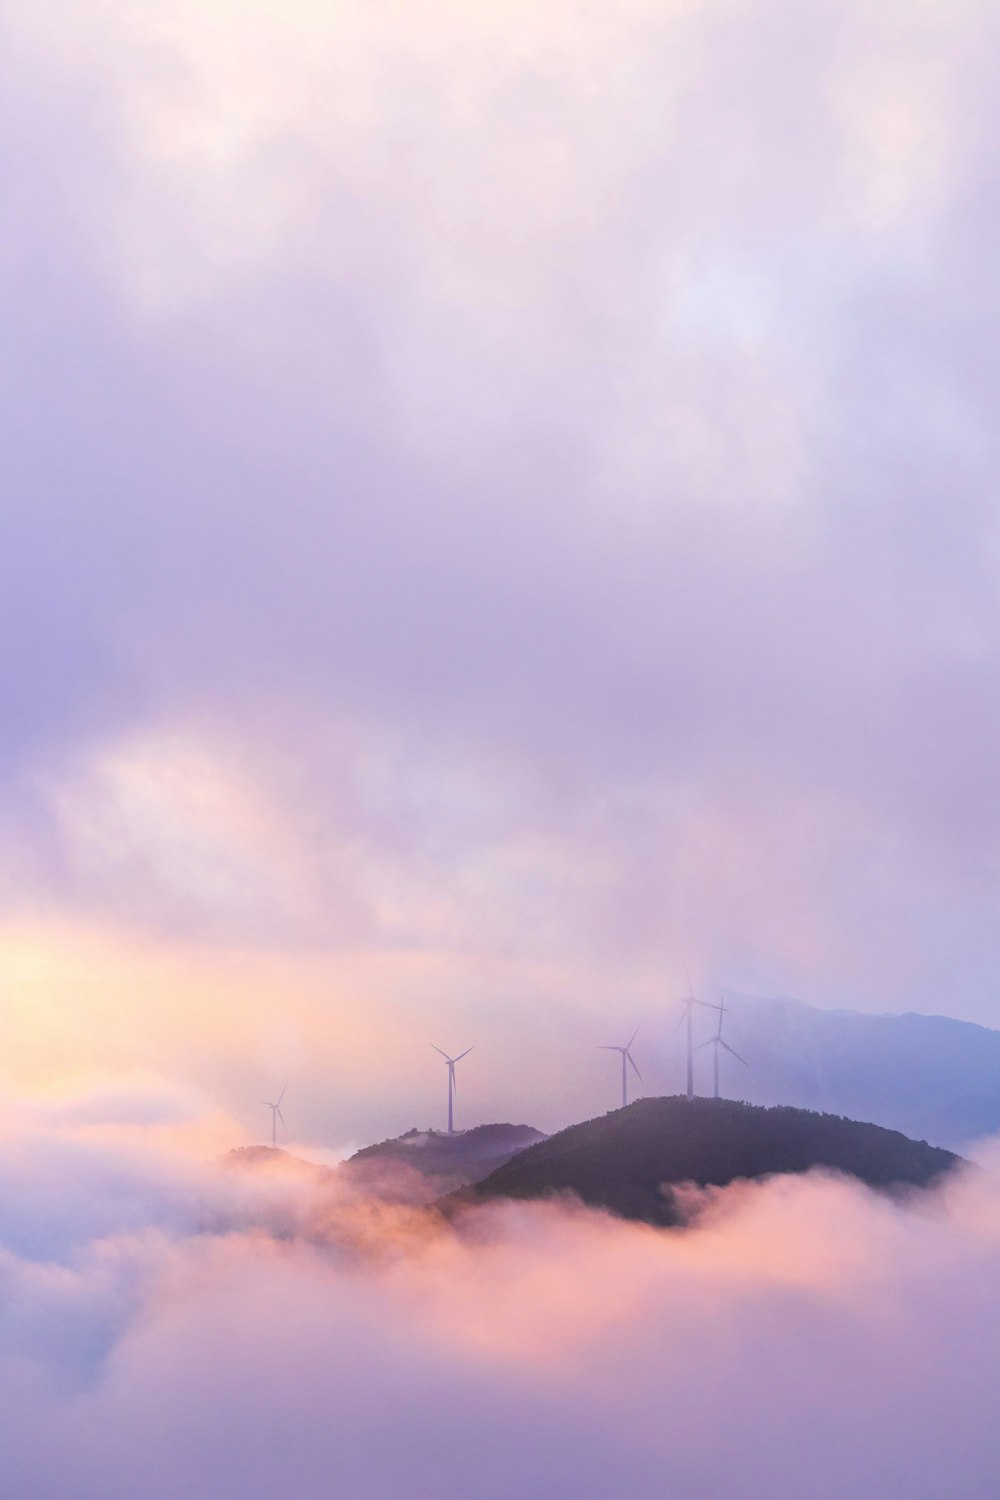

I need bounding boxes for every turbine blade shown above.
[694,1039,715,1051]
[277,1108,288,1131]
[597,1045,622,1051]
[627,1023,641,1048]
[277,1083,288,1106]
[431,1045,450,1060]
[672,1007,688,1036]
[454,1046,474,1062]
[720,1040,748,1064]
[626,1051,642,1081]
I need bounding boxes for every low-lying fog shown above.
[2,1076,997,1500]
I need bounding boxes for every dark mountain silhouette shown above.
[663,996,1000,1149]
[450,1097,959,1227]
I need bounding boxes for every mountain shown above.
[450,1097,959,1227]
[653,995,1000,1149]
[343,1122,547,1201]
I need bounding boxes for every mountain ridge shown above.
[446,1096,960,1227]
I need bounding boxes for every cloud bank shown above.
[0,1078,998,1499]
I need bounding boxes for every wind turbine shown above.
[598,1025,642,1109]
[432,1046,473,1134]
[262,1084,288,1147]
[674,990,713,1100]
[696,1000,748,1099]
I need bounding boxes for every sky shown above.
[3,0,1000,1146]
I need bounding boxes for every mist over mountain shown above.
[455,1097,958,1227]
[344,1122,547,1199]
[660,996,1000,1150]
[225,1124,548,1207]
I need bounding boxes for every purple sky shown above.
[2,0,1000,1138]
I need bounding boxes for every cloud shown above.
[2,0,1000,1086]
[6,4,999,1482]
[0,1080,998,1498]
[24,1072,214,1130]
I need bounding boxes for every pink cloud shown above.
[0,1088,997,1498]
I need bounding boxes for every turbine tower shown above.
[262,1084,288,1147]
[598,1025,642,1109]
[695,1000,748,1099]
[674,992,711,1100]
[432,1045,473,1134]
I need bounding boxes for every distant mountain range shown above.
[658,995,1000,1149]
[448,1097,959,1227]
[227,1097,959,1234]
[225,995,997,1228]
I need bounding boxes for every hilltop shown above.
[224,1123,546,1203]
[450,1096,959,1227]
[344,1122,546,1200]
